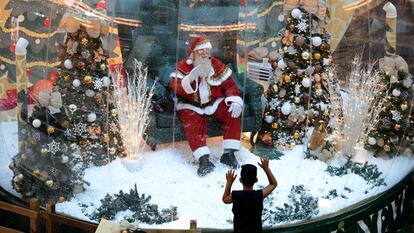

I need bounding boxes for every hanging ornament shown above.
[64,59,73,69]
[87,113,97,122]
[103,134,110,143]
[294,97,300,104]
[392,89,401,97]
[76,60,86,70]
[295,36,305,47]
[272,123,279,129]
[111,109,118,117]
[302,78,312,87]
[9,44,16,53]
[401,103,408,111]
[314,74,321,82]
[383,145,391,152]
[85,89,95,97]
[312,37,322,47]
[47,126,55,134]
[271,84,278,92]
[100,64,107,71]
[287,61,296,69]
[320,43,330,51]
[265,115,274,123]
[296,71,304,78]
[40,148,48,155]
[83,76,93,84]
[32,119,41,128]
[368,137,376,145]
[109,147,116,155]
[377,138,385,147]
[394,124,401,131]
[279,88,287,97]
[58,197,65,203]
[313,53,321,60]
[403,78,413,87]
[68,104,77,113]
[72,79,81,87]
[323,58,330,65]
[32,169,40,176]
[102,76,110,87]
[315,88,323,96]
[302,51,310,60]
[291,8,302,19]
[45,180,54,188]
[281,102,292,115]
[283,75,292,84]
[81,50,90,59]
[44,18,51,27]
[61,155,69,164]
[293,131,301,139]
[277,60,287,70]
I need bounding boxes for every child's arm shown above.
[258,157,277,198]
[222,170,237,204]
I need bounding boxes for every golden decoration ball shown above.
[313,53,321,60]
[109,147,116,155]
[46,180,54,188]
[63,75,70,82]
[81,152,88,157]
[47,126,55,134]
[272,123,279,129]
[81,38,89,45]
[401,103,408,111]
[383,145,391,152]
[103,134,110,143]
[394,124,401,131]
[58,196,65,203]
[21,153,27,160]
[32,169,40,176]
[83,76,93,84]
[293,131,300,139]
[283,75,291,84]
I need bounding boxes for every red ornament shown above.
[43,18,50,27]
[9,44,16,53]
[50,75,57,84]
[96,1,107,9]
[26,69,33,76]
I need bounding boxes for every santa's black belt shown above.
[178,98,214,108]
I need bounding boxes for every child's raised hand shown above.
[258,157,270,170]
[226,170,237,183]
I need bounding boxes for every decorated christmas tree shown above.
[10,11,126,204]
[261,6,338,149]
[365,2,414,157]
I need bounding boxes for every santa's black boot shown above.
[220,150,238,169]
[197,154,215,176]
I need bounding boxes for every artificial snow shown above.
[0,121,413,230]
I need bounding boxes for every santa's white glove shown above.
[383,2,397,18]
[228,102,243,118]
[185,65,203,82]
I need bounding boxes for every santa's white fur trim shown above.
[176,98,224,115]
[194,41,212,51]
[207,67,232,86]
[193,146,211,160]
[225,96,244,107]
[223,139,241,150]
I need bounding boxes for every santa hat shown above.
[186,35,212,65]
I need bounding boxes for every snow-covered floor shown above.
[1,121,413,230]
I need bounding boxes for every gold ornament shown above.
[8,162,15,170]
[401,103,408,111]
[272,123,279,129]
[383,145,391,152]
[301,51,310,60]
[58,196,65,203]
[18,174,24,181]
[111,109,118,117]
[394,124,401,131]
[294,97,300,104]
[100,64,107,71]
[63,75,70,82]
[47,126,55,134]
[83,76,93,84]
[32,169,40,176]
[81,38,89,45]
[81,152,88,157]
[283,46,288,53]
[15,186,21,193]
[21,154,27,160]
[109,147,116,155]
[103,134,110,143]
[283,75,292,84]
[313,53,321,60]
[293,131,301,139]
[315,88,323,96]
[46,180,54,187]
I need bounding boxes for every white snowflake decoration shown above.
[109,122,118,133]
[94,79,103,90]
[297,21,308,32]
[73,122,87,135]
[392,111,401,122]
[295,83,301,95]
[47,140,61,155]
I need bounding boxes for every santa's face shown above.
[193,48,212,67]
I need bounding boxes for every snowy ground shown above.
[0,121,413,230]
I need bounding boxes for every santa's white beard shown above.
[194,56,212,78]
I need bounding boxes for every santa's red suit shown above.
[169,57,244,159]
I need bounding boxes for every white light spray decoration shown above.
[112,59,155,164]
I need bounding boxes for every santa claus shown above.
[169,35,244,176]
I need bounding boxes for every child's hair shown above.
[241,164,257,187]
